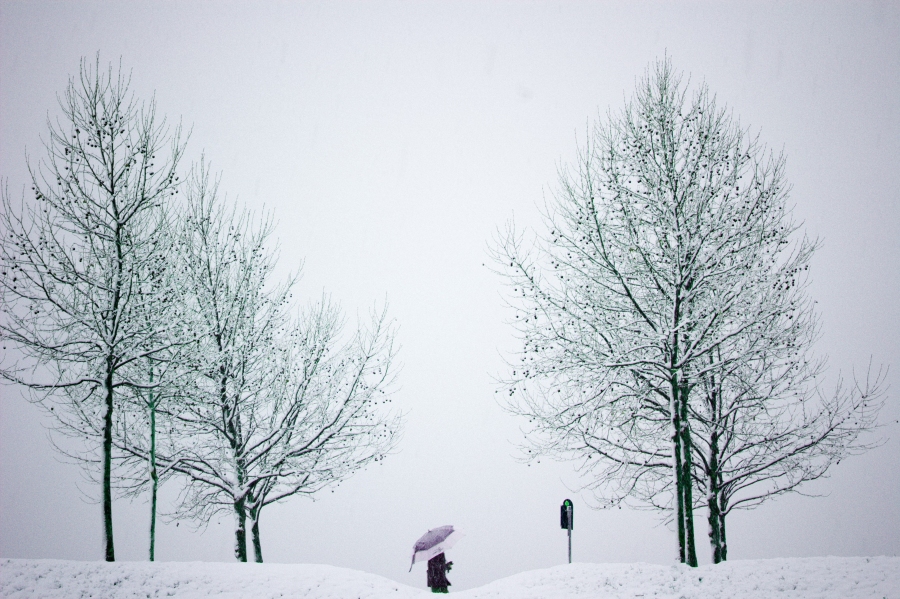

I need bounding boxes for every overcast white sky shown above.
[1,0,898,592]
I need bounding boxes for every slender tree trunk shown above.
[251,514,263,563]
[706,430,722,564]
[149,371,158,562]
[104,197,125,563]
[232,430,248,562]
[680,383,698,567]
[703,361,724,564]
[234,498,248,562]
[671,383,685,564]
[719,498,728,561]
[103,362,115,562]
[217,356,248,562]
[233,452,248,562]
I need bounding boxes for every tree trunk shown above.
[251,515,263,563]
[680,383,698,567]
[149,378,158,562]
[219,359,248,562]
[706,449,723,563]
[103,362,115,562]
[671,384,686,564]
[234,498,248,562]
[105,192,124,563]
[719,499,728,561]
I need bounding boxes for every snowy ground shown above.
[1,556,898,598]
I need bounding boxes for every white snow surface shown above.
[1,556,898,598]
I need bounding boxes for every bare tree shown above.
[242,301,401,562]
[691,350,885,562]
[114,296,193,561]
[121,164,401,562]
[491,58,884,566]
[0,57,184,561]
[118,361,177,561]
[164,162,286,562]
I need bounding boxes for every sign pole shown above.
[561,499,573,564]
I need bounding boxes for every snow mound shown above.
[459,557,900,598]
[0,560,425,599]
[1,556,898,598]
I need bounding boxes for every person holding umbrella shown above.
[410,525,462,593]
[427,553,453,593]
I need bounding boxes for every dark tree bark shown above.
[103,365,115,561]
[680,384,698,567]
[719,507,728,561]
[251,517,263,563]
[148,381,158,562]
[671,387,685,564]
[233,498,247,562]
[706,429,723,564]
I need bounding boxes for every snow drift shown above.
[1,556,897,598]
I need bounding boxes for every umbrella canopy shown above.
[409,525,462,571]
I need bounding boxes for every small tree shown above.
[114,305,193,561]
[0,57,184,561]
[242,301,401,562]
[126,164,401,562]
[166,162,287,561]
[493,58,885,565]
[691,351,885,562]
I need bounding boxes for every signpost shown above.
[560,499,573,563]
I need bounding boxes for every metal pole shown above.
[567,505,572,563]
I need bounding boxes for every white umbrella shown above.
[409,525,463,571]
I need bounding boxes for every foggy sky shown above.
[1,1,898,591]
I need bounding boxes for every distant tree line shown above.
[0,57,402,563]
[493,59,886,565]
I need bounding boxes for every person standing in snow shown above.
[426,552,452,593]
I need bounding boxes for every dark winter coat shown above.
[427,553,451,591]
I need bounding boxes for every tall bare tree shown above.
[0,57,185,561]
[493,58,885,565]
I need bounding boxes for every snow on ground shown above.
[1,556,898,598]
[459,558,899,599]
[0,561,422,599]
